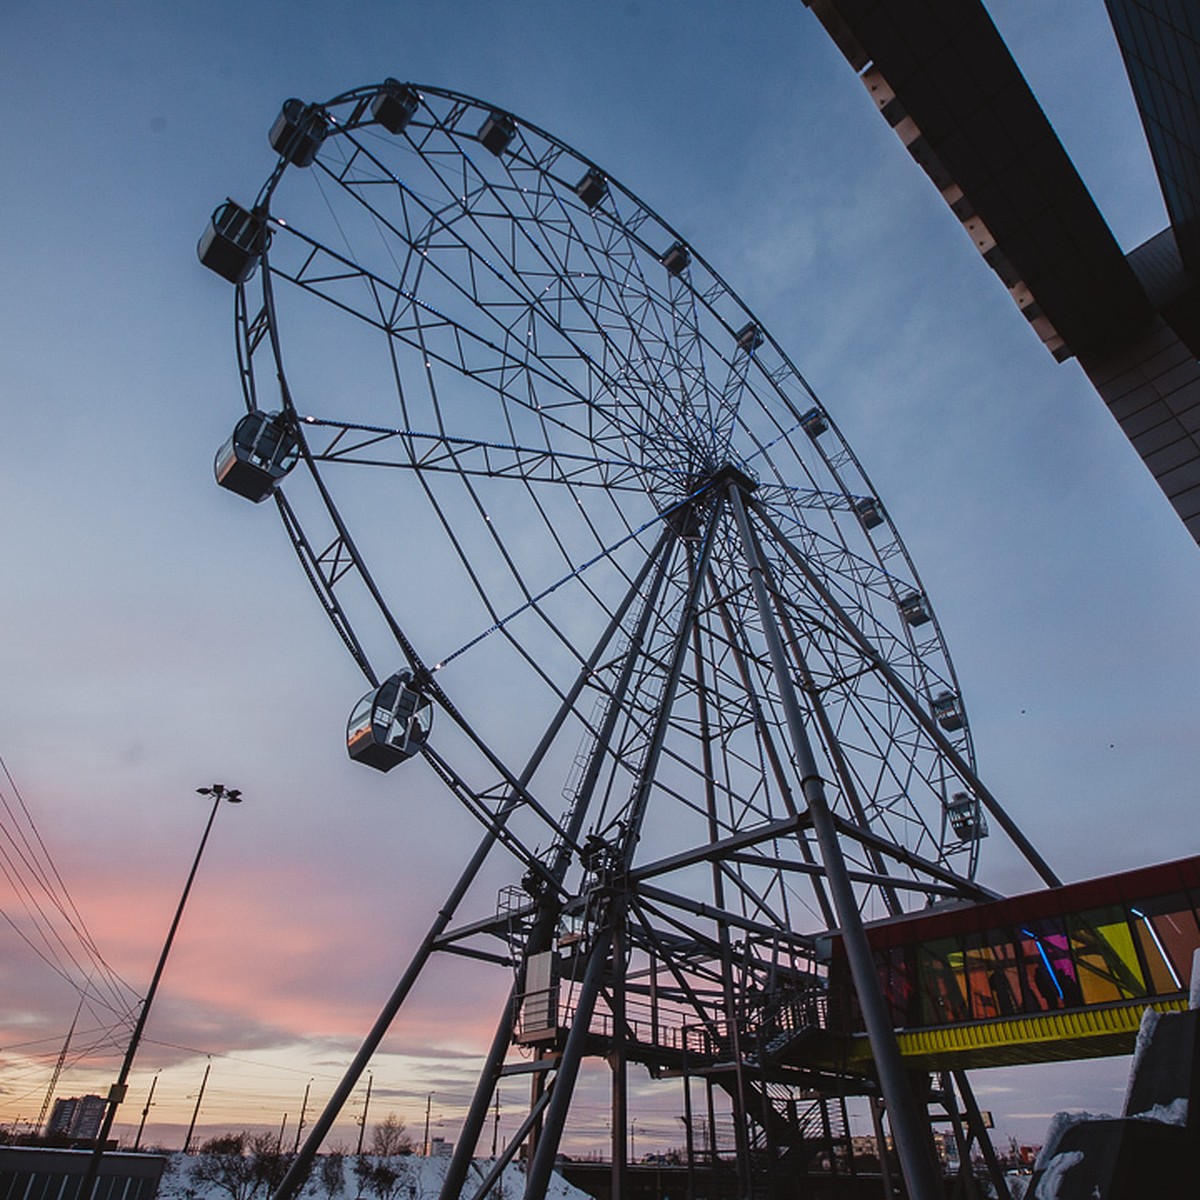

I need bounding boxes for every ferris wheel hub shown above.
[709,462,760,495]
[662,463,757,538]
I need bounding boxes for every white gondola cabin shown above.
[371,80,420,134]
[214,411,299,502]
[898,591,932,626]
[660,241,690,276]
[197,201,269,285]
[346,670,432,771]
[946,791,987,840]
[800,407,827,438]
[478,111,516,156]
[855,497,884,529]
[269,99,328,167]
[735,322,764,352]
[574,168,607,209]
[931,690,965,731]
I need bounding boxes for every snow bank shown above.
[1123,1006,1159,1116]
[1005,1172,1031,1199]
[1032,1150,1083,1200]
[1028,1109,1115,1200]
[1129,1096,1188,1127]
[1033,1111,1112,1172]
[160,1153,591,1200]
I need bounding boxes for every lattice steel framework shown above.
[201,81,1053,1200]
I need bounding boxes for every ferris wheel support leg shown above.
[523,925,616,1200]
[526,524,716,1200]
[728,485,944,1200]
[689,590,755,1198]
[771,596,903,918]
[952,1070,1013,1200]
[610,919,629,1200]
[436,986,519,1200]
[440,532,677,1200]
[272,816,516,1200]
[281,537,670,1200]
[442,530,679,1200]
[750,502,1060,890]
[681,1049,698,1200]
[704,571,838,932]
[937,1072,982,1200]
[869,1095,899,1198]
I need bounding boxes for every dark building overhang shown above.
[805,0,1156,360]
[806,0,1200,543]
[1106,2,1200,277]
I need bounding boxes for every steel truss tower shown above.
[200,80,1054,1200]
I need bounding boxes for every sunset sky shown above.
[2,0,1198,1156]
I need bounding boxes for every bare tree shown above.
[352,1158,407,1200]
[369,1114,412,1158]
[191,1133,255,1200]
[191,1131,302,1200]
[247,1131,296,1197]
[318,1149,346,1198]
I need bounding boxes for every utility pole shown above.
[133,1073,159,1151]
[423,1093,432,1156]
[491,1092,500,1158]
[355,1072,372,1157]
[184,1061,211,1154]
[294,1080,313,1153]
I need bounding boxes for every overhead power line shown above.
[0,753,139,1025]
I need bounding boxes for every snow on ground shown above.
[158,1154,591,1200]
[1032,1111,1113,1171]
[1005,1172,1031,1200]
[1032,1150,1083,1200]
[1122,1007,1159,1115]
[1028,1112,1113,1200]
[1130,1096,1189,1126]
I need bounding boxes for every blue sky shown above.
[1,0,1197,1155]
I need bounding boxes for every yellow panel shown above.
[1068,907,1145,1004]
[1133,916,1182,993]
[838,997,1188,1071]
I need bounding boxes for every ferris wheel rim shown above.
[222,78,986,893]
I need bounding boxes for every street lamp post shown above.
[80,784,242,1197]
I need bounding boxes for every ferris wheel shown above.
[200,81,1052,1200]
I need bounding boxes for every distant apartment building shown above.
[44,1095,105,1142]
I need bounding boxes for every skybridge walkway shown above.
[512,856,1200,1085]
[828,855,1200,1071]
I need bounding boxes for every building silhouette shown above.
[44,1094,106,1143]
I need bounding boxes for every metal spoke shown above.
[203,79,1054,1200]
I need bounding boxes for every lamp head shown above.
[197,783,241,801]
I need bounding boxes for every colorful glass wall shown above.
[831,856,1200,1032]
